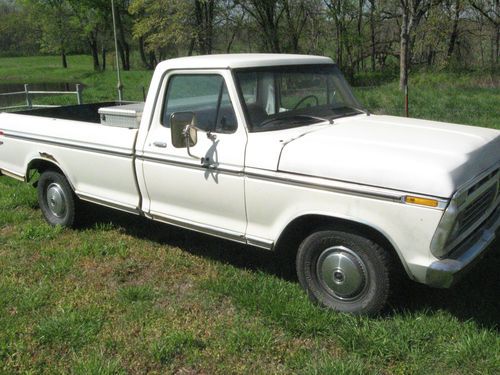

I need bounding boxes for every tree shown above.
[470,0,499,65]
[236,0,285,52]
[68,0,108,71]
[398,0,434,89]
[129,0,194,63]
[282,0,309,53]
[25,0,82,68]
[195,0,215,54]
[0,1,39,56]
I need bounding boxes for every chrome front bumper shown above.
[426,205,500,288]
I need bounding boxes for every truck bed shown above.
[0,103,142,211]
[15,102,124,124]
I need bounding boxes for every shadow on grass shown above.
[78,203,500,330]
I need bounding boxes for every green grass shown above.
[354,71,500,129]
[0,55,151,105]
[0,55,499,373]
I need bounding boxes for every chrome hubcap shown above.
[46,183,67,218]
[316,246,367,300]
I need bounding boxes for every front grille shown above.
[446,169,500,248]
[455,185,497,234]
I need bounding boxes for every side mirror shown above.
[170,111,198,148]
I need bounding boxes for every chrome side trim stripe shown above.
[3,132,134,158]
[149,211,250,245]
[138,156,446,207]
[246,236,274,250]
[246,170,402,203]
[138,155,244,176]
[245,167,448,209]
[77,192,141,215]
[0,168,25,181]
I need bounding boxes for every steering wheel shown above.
[293,95,319,110]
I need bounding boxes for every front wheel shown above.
[37,170,77,227]
[296,229,390,315]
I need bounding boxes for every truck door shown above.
[140,70,248,239]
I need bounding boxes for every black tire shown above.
[37,170,77,227]
[296,229,390,315]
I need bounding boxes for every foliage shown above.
[23,0,83,57]
[1,0,498,73]
[129,0,194,59]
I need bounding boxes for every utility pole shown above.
[111,0,123,102]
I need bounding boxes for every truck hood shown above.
[278,115,500,198]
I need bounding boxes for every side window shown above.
[238,72,258,104]
[215,84,237,133]
[162,74,237,133]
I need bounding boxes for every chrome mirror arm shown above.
[183,124,217,166]
[183,124,199,160]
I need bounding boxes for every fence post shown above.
[76,84,83,105]
[142,86,146,102]
[24,84,32,109]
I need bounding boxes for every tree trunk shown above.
[334,11,343,68]
[370,0,376,71]
[194,0,214,54]
[89,36,100,71]
[149,51,157,69]
[61,48,67,69]
[357,0,364,72]
[115,5,130,70]
[496,0,499,64]
[138,37,151,69]
[400,11,409,90]
[427,46,434,66]
[226,29,237,53]
[102,47,106,71]
[241,1,282,53]
[496,23,499,64]
[188,37,196,56]
[447,0,460,59]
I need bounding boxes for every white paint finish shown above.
[244,124,331,171]
[140,69,248,234]
[278,114,500,198]
[0,113,136,155]
[0,113,140,209]
[1,54,498,287]
[244,173,442,281]
[154,54,332,71]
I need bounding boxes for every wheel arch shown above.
[274,213,412,279]
[25,157,75,191]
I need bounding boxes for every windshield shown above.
[234,64,365,132]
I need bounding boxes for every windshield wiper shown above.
[340,105,370,116]
[259,114,332,129]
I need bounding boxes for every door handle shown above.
[153,141,167,148]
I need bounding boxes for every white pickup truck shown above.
[1,54,499,314]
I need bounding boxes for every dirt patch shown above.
[0,225,16,237]
[471,75,500,89]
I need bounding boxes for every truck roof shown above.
[156,54,333,70]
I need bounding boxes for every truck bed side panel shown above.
[0,113,140,211]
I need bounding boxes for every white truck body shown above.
[1,54,499,313]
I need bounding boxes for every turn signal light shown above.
[404,196,439,207]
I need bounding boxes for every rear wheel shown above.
[296,229,390,315]
[37,170,77,227]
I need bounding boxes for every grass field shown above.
[0,55,499,374]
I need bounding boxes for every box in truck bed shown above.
[98,103,144,129]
